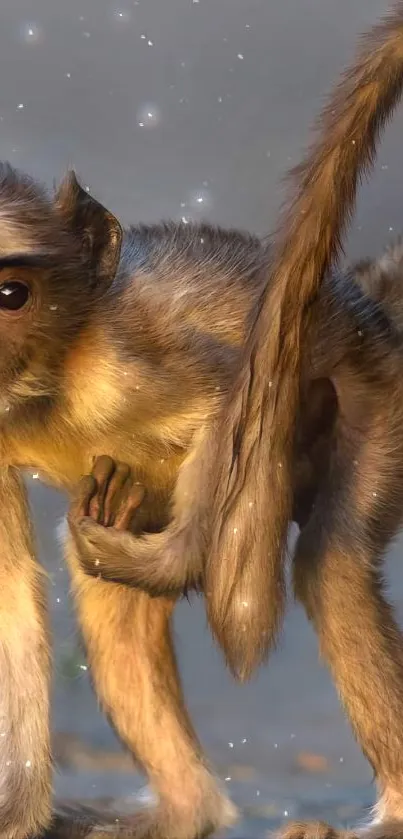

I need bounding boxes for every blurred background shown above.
[1,0,402,835]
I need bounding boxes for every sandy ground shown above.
[0,0,403,834]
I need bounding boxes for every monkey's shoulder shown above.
[112,222,266,345]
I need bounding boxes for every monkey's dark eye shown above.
[0,282,30,311]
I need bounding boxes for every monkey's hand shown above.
[69,455,146,532]
[67,454,201,596]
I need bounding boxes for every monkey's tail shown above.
[202,3,403,681]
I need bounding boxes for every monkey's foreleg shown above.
[0,468,51,839]
[64,534,237,839]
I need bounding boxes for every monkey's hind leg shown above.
[64,537,237,839]
[278,416,403,839]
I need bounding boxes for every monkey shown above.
[43,3,403,839]
[52,2,403,685]
[69,231,403,839]
[0,166,346,839]
[3,5,403,839]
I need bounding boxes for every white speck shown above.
[80,665,88,671]
[278,462,283,468]
[136,103,161,128]
[114,9,131,22]
[256,790,260,797]
[215,386,220,391]
[339,757,344,763]
[147,39,154,46]
[32,473,39,480]
[389,226,394,232]
[135,385,140,390]
[200,237,204,244]
[6,761,11,767]
[65,72,71,78]
[241,738,247,744]
[25,760,31,768]
[372,492,377,497]
[225,776,231,781]
[181,216,189,224]
[49,304,58,311]
[381,164,389,170]
[245,24,250,29]
[228,742,234,749]
[189,188,211,211]
[218,96,223,103]
[284,810,289,817]
[248,501,253,508]
[233,527,238,534]
[20,22,44,44]
[268,380,273,387]
[237,53,244,60]
[17,104,24,110]
[95,559,100,567]
[0,733,5,738]
[160,459,165,464]
[141,34,146,39]
[56,598,61,604]
[123,371,128,376]
[242,601,248,608]
[352,140,356,145]
[274,743,278,749]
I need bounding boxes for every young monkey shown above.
[3,6,403,839]
[63,4,403,839]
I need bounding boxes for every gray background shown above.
[0,0,402,835]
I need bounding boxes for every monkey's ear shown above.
[55,171,122,284]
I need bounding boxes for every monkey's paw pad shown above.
[276,821,357,839]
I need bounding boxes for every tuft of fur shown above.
[195,2,403,681]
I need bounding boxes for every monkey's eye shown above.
[0,282,30,311]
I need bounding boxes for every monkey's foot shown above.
[277,819,403,839]
[69,455,145,531]
[47,796,237,839]
[276,822,357,839]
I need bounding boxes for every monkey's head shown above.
[0,163,122,416]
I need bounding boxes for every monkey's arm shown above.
[68,454,205,596]
[0,467,52,838]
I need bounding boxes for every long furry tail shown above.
[202,3,403,681]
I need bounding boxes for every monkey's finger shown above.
[69,475,98,522]
[89,455,116,523]
[103,461,131,526]
[114,483,146,530]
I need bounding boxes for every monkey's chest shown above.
[11,431,184,501]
